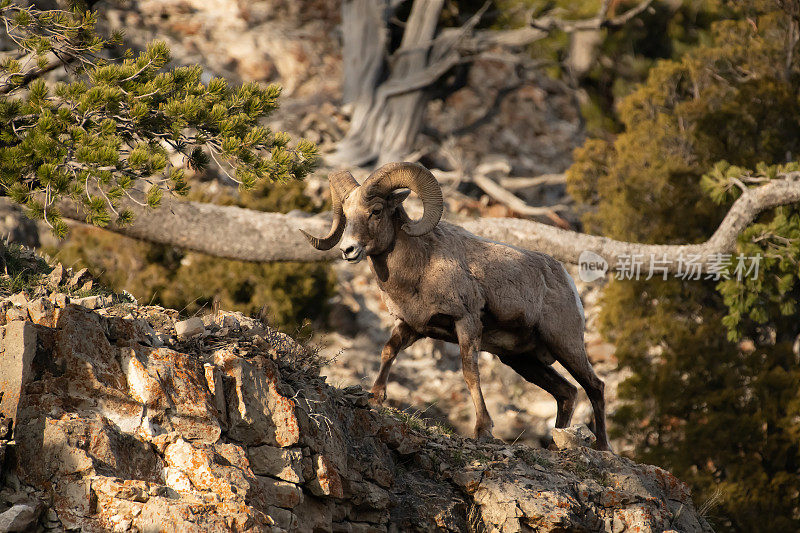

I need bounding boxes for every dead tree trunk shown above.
[340,0,388,105]
[333,0,655,167]
[334,0,445,166]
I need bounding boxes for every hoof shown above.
[595,442,614,453]
[368,389,386,408]
[474,427,497,443]
[476,434,503,445]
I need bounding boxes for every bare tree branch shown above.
[430,159,570,223]
[57,174,800,275]
[469,173,570,217]
[498,173,566,191]
[463,0,653,53]
[57,194,342,262]
[531,0,654,33]
[376,50,461,98]
[605,0,655,28]
[433,149,570,223]
[433,169,566,192]
[466,26,549,50]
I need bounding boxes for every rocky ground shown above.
[0,250,712,532]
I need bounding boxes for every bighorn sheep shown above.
[301,162,610,451]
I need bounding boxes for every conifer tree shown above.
[0,2,318,241]
[567,2,800,530]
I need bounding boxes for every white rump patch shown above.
[563,264,585,324]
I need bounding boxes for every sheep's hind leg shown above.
[455,317,495,441]
[370,320,420,407]
[503,354,577,429]
[540,331,611,452]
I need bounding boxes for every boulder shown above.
[216,352,299,447]
[46,263,64,290]
[0,503,38,533]
[307,454,344,498]
[248,445,304,483]
[70,294,113,310]
[257,476,304,509]
[26,297,54,326]
[552,424,597,450]
[67,267,91,289]
[0,321,36,427]
[175,317,205,338]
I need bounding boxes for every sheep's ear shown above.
[387,189,411,210]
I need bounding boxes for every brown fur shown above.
[339,187,610,451]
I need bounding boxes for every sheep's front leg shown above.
[370,321,419,407]
[455,317,494,440]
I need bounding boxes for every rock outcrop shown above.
[0,276,711,532]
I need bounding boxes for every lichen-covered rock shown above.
[121,345,222,443]
[0,293,712,533]
[26,297,54,326]
[307,454,343,498]
[216,350,300,447]
[164,438,264,504]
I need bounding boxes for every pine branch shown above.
[0,54,74,95]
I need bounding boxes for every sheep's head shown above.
[300,162,443,263]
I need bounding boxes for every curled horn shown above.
[364,162,443,236]
[300,170,359,250]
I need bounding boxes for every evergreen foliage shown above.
[494,0,729,133]
[0,2,328,331]
[567,2,800,530]
[0,3,318,237]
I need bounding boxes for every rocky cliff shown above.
[0,255,711,533]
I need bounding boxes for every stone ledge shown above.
[0,288,712,533]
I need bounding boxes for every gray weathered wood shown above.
[334,0,445,166]
[58,174,800,274]
[341,0,389,104]
[333,0,654,166]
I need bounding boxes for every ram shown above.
[302,162,610,451]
